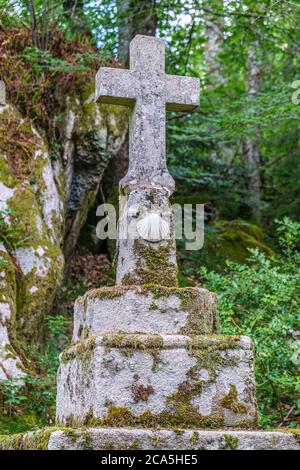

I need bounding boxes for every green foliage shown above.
[201,218,300,428]
[0,314,70,434]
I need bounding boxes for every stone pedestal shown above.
[56,286,257,430]
[52,33,298,450]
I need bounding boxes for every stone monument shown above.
[50,36,298,450]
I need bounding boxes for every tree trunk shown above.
[243,43,263,223]
[204,2,226,88]
[117,0,157,66]
[66,0,95,40]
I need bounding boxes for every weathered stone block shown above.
[73,285,218,340]
[56,334,257,429]
[48,428,300,450]
[0,428,299,450]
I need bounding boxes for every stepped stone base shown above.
[0,428,299,450]
[56,334,257,428]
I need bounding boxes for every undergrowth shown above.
[0,314,70,434]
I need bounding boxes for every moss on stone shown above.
[186,336,241,385]
[0,153,16,188]
[101,438,140,451]
[82,285,129,303]
[61,336,96,363]
[0,428,55,450]
[78,405,226,430]
[102,333,164,350]
[15,241,64,343]
[189,334,240,353]
[281,429,300,444]
[220,384,248,414]
[102,333,164,370]
[58,334,255,430]
[0,427,98,450]
[189,431,199,446]
[122,241,178,287]
[178,288,218,335]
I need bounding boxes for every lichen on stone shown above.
[220,384,248,414]
[131,379,155,403]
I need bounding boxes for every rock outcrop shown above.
[0,91,128,380]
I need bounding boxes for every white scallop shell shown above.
[137,212,170,242]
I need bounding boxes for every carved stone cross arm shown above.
[95,68,135,107]
[165,75,200,111]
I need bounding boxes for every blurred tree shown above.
[117,0,157,65]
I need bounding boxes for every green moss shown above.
[101,438,140,451]
[178,288,218,334]
[0,154,16,188]
[78,405,225,430]
[189,431,199,446]
[102,333,164,350]
[82,286,128,303]
[220,384,247,414]
[82,326,89,339]
[222,434,239,450]
[8,187,39,240]
[0,428,54,450]
[102,333,164,371]
[280,429,300,444]
[61,336,96,363]
[122,242,178,287]
[187,335,241,358]
[14,240,64,343]
[0,248,28,369]
[151,435,161,447]
[0,427,97,450]
[197,220,273,271]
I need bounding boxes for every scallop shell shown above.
[137,212,170,242]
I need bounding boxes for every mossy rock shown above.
[180,219,273,273]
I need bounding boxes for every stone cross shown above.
[96,35,199,192]
[95,35,200,286]
[0,81,5,106]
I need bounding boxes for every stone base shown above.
[56,334,257,428]
[0,428,299,450]
[48,428,300,450]
[72,285,218,341]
